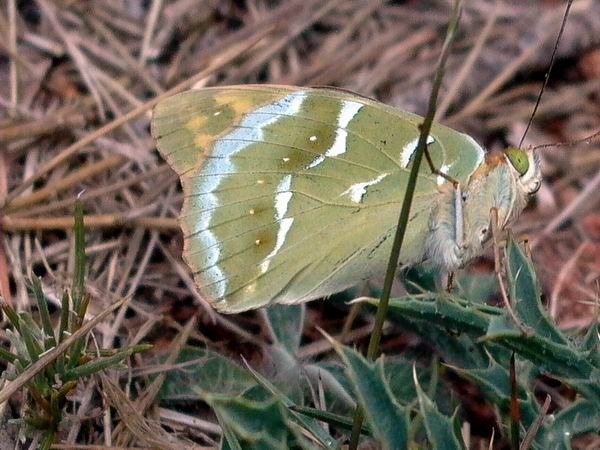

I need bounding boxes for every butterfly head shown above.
[451,146,541,268]
[505,147,542,196]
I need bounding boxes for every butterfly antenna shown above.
[518,0,574,149]
[532,129,600,151]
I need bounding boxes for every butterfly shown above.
[151,85,541,313]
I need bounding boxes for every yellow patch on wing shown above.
[186,115,209,132]
[184,115,213,150]
[194,132,217,150]
[215,93,260,116]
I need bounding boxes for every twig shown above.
[36,0,106,119]
[8,0,17,113]
[138,0,163,65]
[520,395,552,450]
[549,241,588,319]
[436,0,499,119]
[2,215,178,231]
[536,163,600,242]
[6,155,126,213]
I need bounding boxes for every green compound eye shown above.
[505,147,530,176]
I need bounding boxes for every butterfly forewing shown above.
[151,85,485,312]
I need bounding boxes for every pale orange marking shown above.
[471,150,507,180]
[215,93,258,116]
[185,115,214,150]
[186,115,209,131]
[194,134,214,149]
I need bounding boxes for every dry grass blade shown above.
[100,373,197,450]
[110,317,196,447]
[6,155,126,213]
[2,215,178,231]
[520,395,552,450]
[436,1,499,119]
[35,0,106,119]
[2,27,273,208]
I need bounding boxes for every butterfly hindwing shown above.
[152,85,485,312]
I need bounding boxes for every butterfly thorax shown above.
[424,148,540,271]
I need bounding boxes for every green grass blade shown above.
[2,303,21,332]
[31,276,56,350]
[72,199,86,312]
[290,405,372,437]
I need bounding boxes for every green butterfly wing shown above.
[151,85,484,313]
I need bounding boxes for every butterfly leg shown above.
[423,147,459,186]
[445,182,464,292]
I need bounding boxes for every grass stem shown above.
[347,2,463,448]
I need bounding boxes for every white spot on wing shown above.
[274,175,293,220]
[341,173,388,203]
[437,164,451,185]
[400,135,435,167]
[305,100,363,169]
[306,155,325,169]
[260,175,294,274]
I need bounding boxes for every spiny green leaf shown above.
[451,356,539,428]
[372,295,495,336]
[580,322,600,369]
[455,272,498,304]
[333,343,409,450]
[560,370,600,404]
[386,312,492,369]
[506,237,567,345]
[538,400,600,450]
[243,359,340,449]
[159,347,257,402]
[414,367,465,450]
[201,392,311,450]
[263,304,305,355]
[399,264,440,294]
[484,314,593,379]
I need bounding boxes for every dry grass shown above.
[0,0,599,448]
